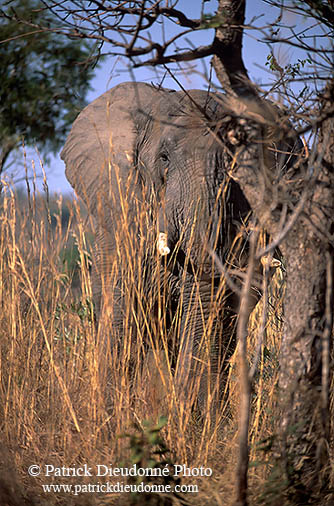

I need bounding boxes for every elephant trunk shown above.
[157,154,231,277]
[175,273,237,416]
[181,155,228,277]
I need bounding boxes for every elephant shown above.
[61,81,297,418]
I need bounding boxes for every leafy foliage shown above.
[0,0,98,170]
[120,417,185,505]
[265,53,312,78]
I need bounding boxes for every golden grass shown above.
[0,173,290,505]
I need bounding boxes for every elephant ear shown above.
[61,82,162,219]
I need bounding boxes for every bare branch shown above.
[234,231,258,506]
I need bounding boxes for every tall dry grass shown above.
[0,172,286,505]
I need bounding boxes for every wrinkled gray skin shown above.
[61,82,292,414]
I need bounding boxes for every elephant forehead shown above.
[166,124,223,154]
[161,112,219,139]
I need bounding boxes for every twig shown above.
[234,231,258,506]
[322,250,333,440]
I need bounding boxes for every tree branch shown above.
[211,0,257,97]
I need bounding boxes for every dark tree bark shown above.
[212,1,334,504]
[277,80,334,500]
[0,139,18,175]
[211,0,255,98]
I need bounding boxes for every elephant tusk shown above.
[261,255,281,269]
[157,232,170,256]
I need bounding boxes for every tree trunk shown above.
[0,139,18,175]
[278,79,334,499]
[213,0,334,502]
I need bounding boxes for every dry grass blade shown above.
[0,161,320,505]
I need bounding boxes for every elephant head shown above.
[61,81,296,416]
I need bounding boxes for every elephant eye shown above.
[159,152,169,162]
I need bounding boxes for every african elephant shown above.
[61,81,294,416]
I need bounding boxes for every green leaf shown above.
[0,0,101,171]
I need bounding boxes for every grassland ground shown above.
[0,179,327,506]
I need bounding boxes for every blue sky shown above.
[20,0,309,195]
